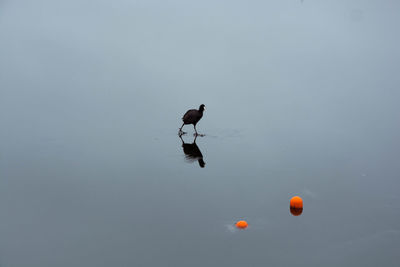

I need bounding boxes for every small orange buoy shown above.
[235,220,248,229]
[290,196,303,209]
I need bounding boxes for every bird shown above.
[179,104,205,136]
[179,135,205,168]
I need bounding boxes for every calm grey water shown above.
[1,1,400,266]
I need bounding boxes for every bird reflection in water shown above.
[179,135,206,168]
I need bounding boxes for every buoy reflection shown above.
[290,207,303,216]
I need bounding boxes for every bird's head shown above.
[199,104,205,112]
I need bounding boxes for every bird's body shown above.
[179,104,205,135]
[182,109,203,125]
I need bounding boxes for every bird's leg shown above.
[194,125,198,136]
[193,125,204,137]
[179,123,186,136]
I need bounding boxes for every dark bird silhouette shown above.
[179,104,205,136]
[180,135,205,168]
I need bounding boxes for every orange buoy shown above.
[235,220,248,229]
[290,196,303,209]
[290,196,303,216]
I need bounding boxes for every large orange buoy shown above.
[290,196,303,209]
[235,220,248,229]
[290,196,303,216]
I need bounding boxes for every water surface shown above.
[1,1,400,266]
